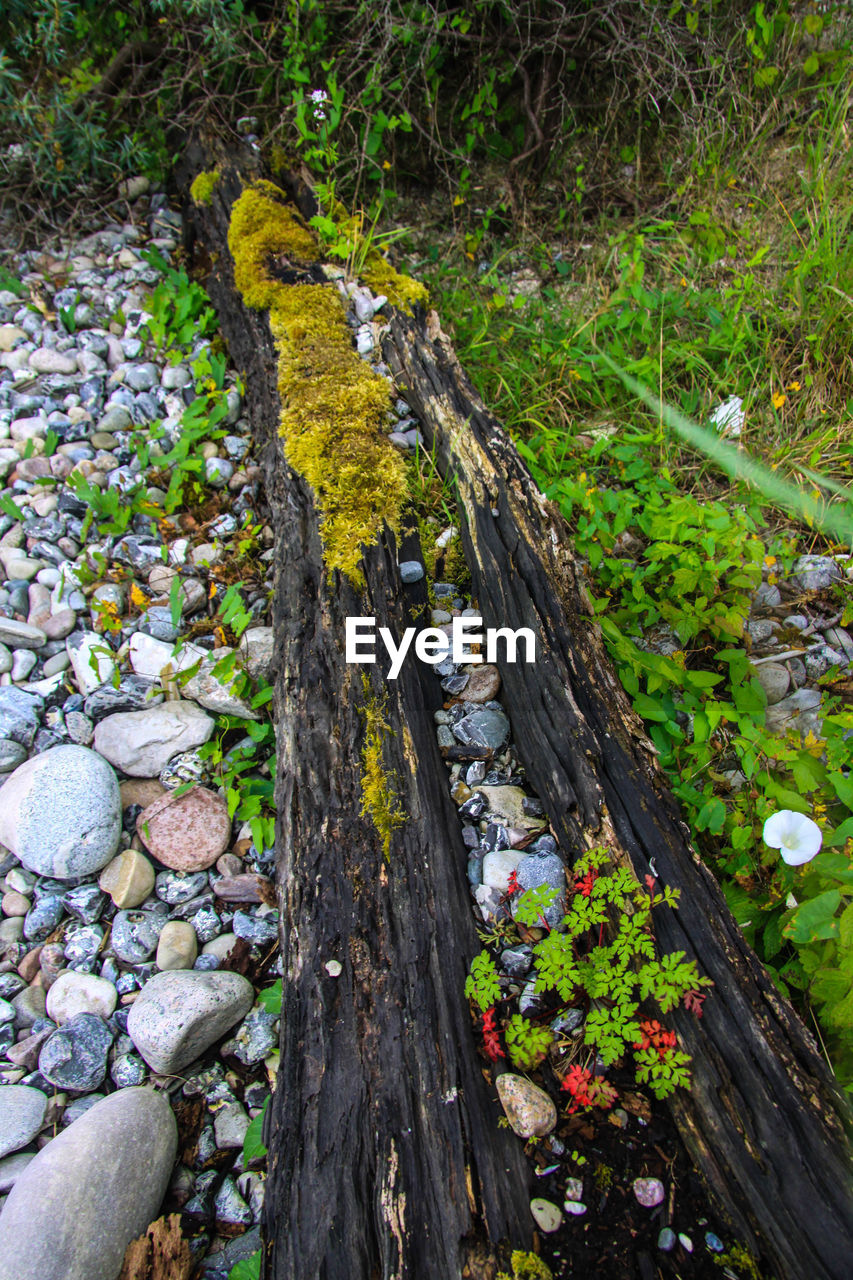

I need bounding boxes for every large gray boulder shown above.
[0,745,121,879]
[0,1086,176,1280]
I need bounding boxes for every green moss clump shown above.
[497,1251,553,1280]
[227,181,407,586]
[361,258,428,313]
[228,180,319,309]
[358,674,406,858]
[190,168,221,206]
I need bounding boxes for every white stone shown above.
[45,971,117,1024]
[94,701,214,777]
[482,847,522,893]
[66,633,116,695]
[128,633,205,681]
[530,1198,563,1233]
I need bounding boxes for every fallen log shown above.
[178,153,853,1280]
[178,152,533,1280]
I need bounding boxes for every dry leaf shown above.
[117,1214,193,1280]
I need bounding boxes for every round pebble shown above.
[633,1177,665,1207]
[530,1198,563,1233]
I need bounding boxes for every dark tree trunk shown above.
[177,151,853,1280]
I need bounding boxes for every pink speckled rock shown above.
[136,786,231,871]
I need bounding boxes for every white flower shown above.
[709,395,744,439]
[763,810,823,866]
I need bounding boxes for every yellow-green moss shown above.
[227,181,407,585]
[228,180,319,309]
[361,258,429,313]
[497,1252,553,1280]
[358,674,407,858]
[190,169,221,206]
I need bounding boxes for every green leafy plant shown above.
[464,949,502,1012]
[466,846,710,1102]
[140,247,217,356]
[504,1015,553,1071]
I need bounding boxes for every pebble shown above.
[399,560,425,583]
[563,1200,587,1216]
[452,707,510,750]
[0,688,43,747]
[213,1101,250,1149]
[765,687,822,736]
[127,969,254,1074]
[136,786,232,871]
[84,674,163,720]
[791,554,841,592]
[39,1012,113,1090]
[678,1233,693,1253]
[530,1198,563,1233]
[156,920,198,970]
[110,906,167,963]
[66,630,117,693]
[98,849,156,908]
[0,1085,47,1158]
[495,1073,557,1138]
[515,851,566,929]
[93,700,214,776]
[462,664,502,702]
[45,971,117,1024]
[633,1176,665,1207]
[0,1150,36,1192]
[0,745,121,879]
[181,651,258,718]
[753,661,790,704]
[11,986,45,1029]
[221,1008,277,1065]
[0,1086,176,1280]
[482,848,521,893]
[23,894,64,942]
[215,1174,253,1227]
[657,1227,676,1251]
[232,910,278,945]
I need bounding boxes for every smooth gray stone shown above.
[0,744,121,879]
[0,1086,176,1280]
[0,1150,35,1193]
[127,969,254,1074]
[0,620,46,651]
[0,1086,47,1158]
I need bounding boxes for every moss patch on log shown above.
[358,674,407,859]
[227,180,407,586]
[190,168,221,206]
